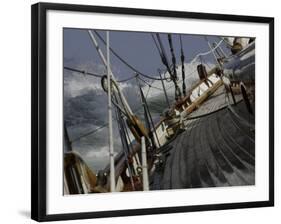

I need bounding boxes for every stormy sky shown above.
[63,28,231,171]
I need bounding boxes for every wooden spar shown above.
[106,31,116,192]
[141,137,149,191]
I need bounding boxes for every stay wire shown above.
[138,76,163,91]
[64,66,103,78]
[114,94,136,188]
[179,34,186,96]
[70,122,111,143]
[93,30,167,81]
[64,66,137,83]
[69,105,143,144]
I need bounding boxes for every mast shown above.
[106,31,115,192]
[88,30,133,116]
[141,136,149,191]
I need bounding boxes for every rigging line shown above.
[139,83,165,107]
[158,69,171,108]
[166,83,177,90]
[164,68,198,91]
[149,85,166,91]
[110,79,133,119]
[64,66,136,83]
[117,74,137,82]
[151,34,162,57]
[158,68,172,82]
[136,77,161,148]
[168,34,182,99]
[69,105,144,143]
[212,42,223,59]
[113,93,136,189]
[161,63,197,78]
[189,39,224,64]
[155,34,173,77]
[146,99,165,109]
[138,76,163,91]
[123,121,140,166]
[93,30,167,81]
[167,34,178,80]
[179,34,186,96]
[179,34,183,47]
[138,85,154,147]
[122,120,141,168]
[204,36,223,71]
[123,118,133,146]
[220,37,232,48]
[145,85,151,99]
[64,66,103,78]
[156,33,180,101]
[215,41,228,58]
[70,122,110,143]
[111,98,129,118]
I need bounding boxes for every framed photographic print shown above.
[31,2,274,222]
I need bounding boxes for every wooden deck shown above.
[151,88,255,190]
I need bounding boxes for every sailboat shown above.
[63,31,255,194]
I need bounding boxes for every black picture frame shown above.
[31,2,274,222]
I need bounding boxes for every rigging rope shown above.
[114,93,136,189]
[151,34,162,57]
[179,35,186,96]
[64,66,103,78]
[70,122,110,143]
[189,39,224,65]
[155,34,173,78]
[65,39,224,91]
[65,65,169,86]
[144,84,152,99]
[68,106,143,143]
[66,35,228,145]
[64,66,137,82]
[138,76,163,91]
[168,34,178,81]
[220,37,232,48]
[136,76,161,148]
[153,34,181,101]
[168,34,182,99]
[93,30,167,81]
[212,42,223,59]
